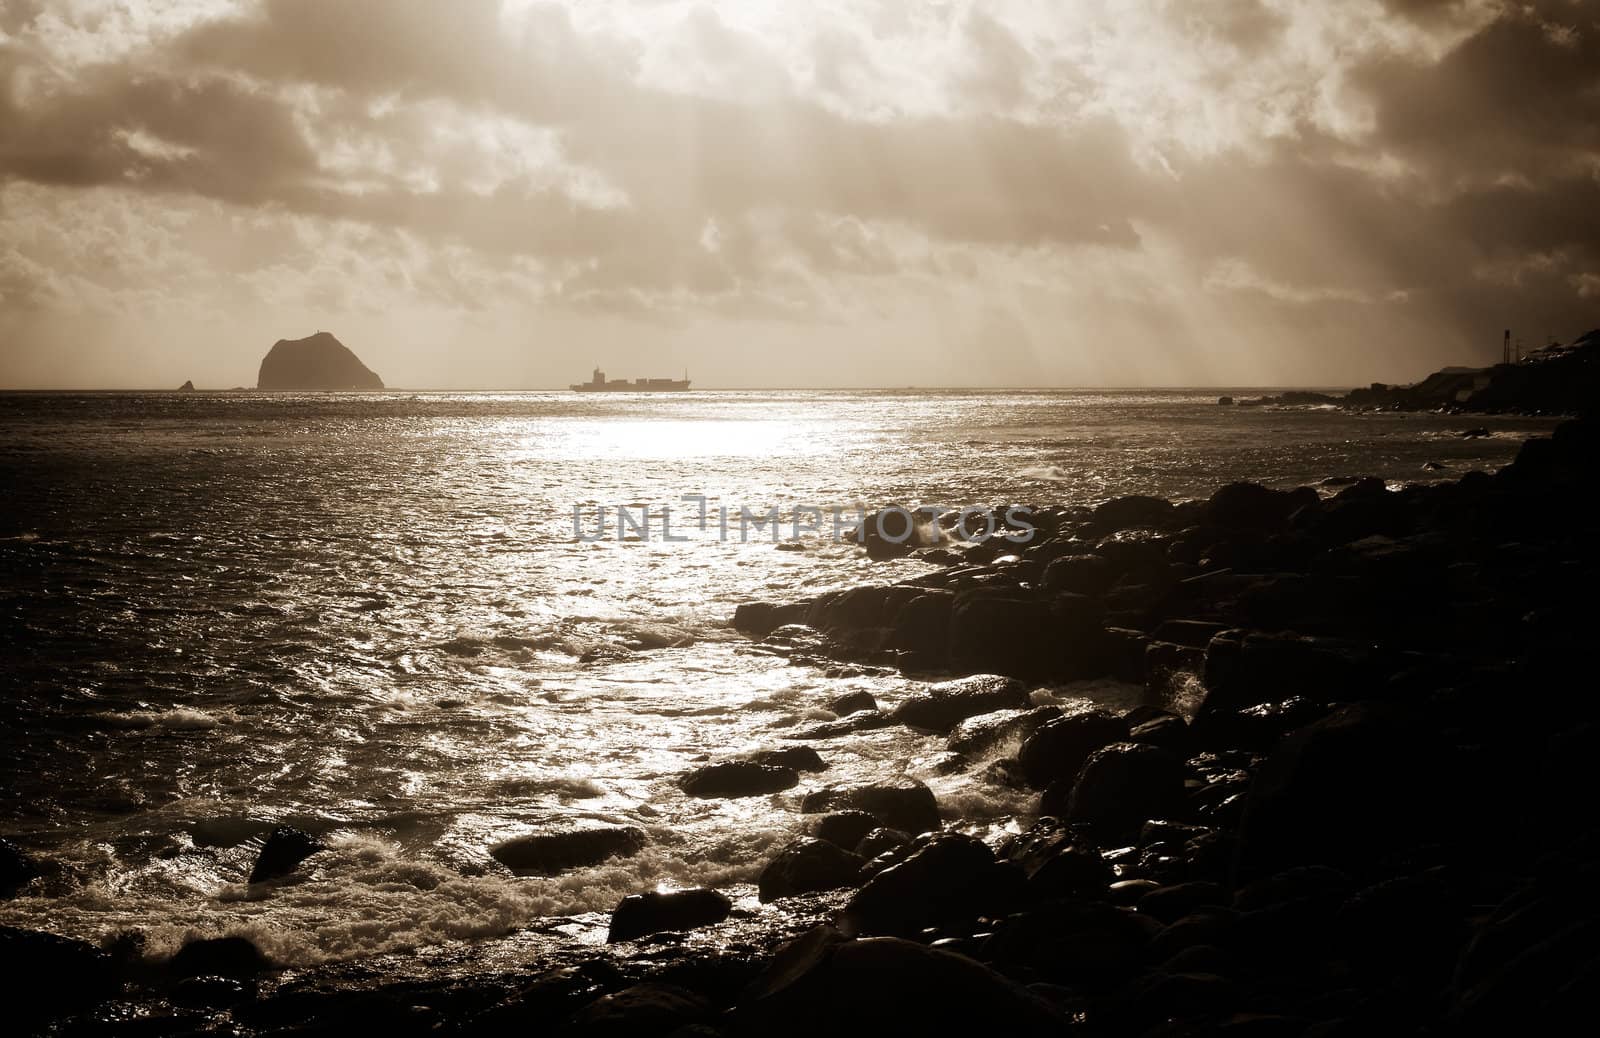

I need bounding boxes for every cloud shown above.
[0,0,1597,387]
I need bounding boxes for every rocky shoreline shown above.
[1226,327,1598,413]
[6,416,1598,1036]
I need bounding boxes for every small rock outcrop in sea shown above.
[489,825,647,875]
[607,888,733,942]
[678,760,799,798]
[177,379,195,392]
[256,331,384,391]
[248,825,323,883]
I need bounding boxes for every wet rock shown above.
[825,690,876,716]
[757,839,865,902]
[732,602,809,638]
[945,705,1061,757]
[784,709,890,741]
[0,838,38,898]
[812,811,878,851]
[854,828,911,859]
[996,819,1113,900]
[169,935,271,978]
[249,825,323,883]
[841,832,1019,937]
[566,981,713,1036]
[887,673,1030,734]
[741,746,827,773]
[736,929,1066,1036]
[678,761,800,798]
[491,826,648,875]
[0,926,115,1024]
[1046,742,1187,833]
[1128,713,1191,754]
[607,888,733,942]
[1016,710,1131,789]
[800,781,941,835]
[1200,631,1380,718]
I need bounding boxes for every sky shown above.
[1,0,1597,389]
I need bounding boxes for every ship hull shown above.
[570,383,691,392]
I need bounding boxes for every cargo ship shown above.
[570,367,691,392]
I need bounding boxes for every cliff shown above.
[256,332,384,391]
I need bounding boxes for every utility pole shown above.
[1503,329,1511,366]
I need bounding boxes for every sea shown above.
[0,389,1557,968]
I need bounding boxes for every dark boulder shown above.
[0,926,115,1024]
[883,592,955,659]
[945,706,1061,757]
[855,828,912,859]
[784,709,891,741]
[607,888,733,942]
[1232,703,1459,882]
[249,825,323,884]
[799,782,941,835]
[841,833,1019,937]
[1,838,38,897]
[1016,710,1131,789]
[948,591,1109,679]
[566,982,713,1036]
[1205,482,1317,532]
[1200,630,1379,718]
[490,826,647,875]
[1090,495,1178,534]
[735,929,1066,1037]
[987,900,1160,985]
[732,602,809,638]
[887,674,1029,734]
[812,811,879,851]
[757,839,865,902]
[256,331,383,391]
[1042,555,1120,595]
[996,819,1113,900]
[1047,742,1188,832]
[168,935,271,978]
[678,761,800,798]
[825,690,876,716]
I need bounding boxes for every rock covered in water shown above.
[740,746,827,772]
[678,761,799,798]
[945,705,1062,757]
[607,888,733,942]
[490,825,647,875]
[566,981,713,1034]
[886,673,1030,733]
[249,825,323,883]
[799,782,941,836]
[256,331,384,391]
[757,838,865,902]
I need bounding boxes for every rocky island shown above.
[256,332,384,391]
